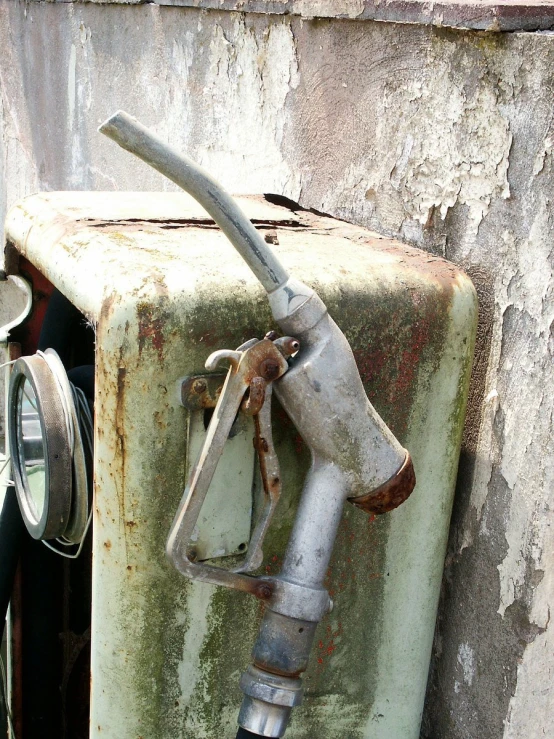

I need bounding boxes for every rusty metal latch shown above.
[179,373,226,411]
[166,333,300,590]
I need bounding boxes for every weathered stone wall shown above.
[0,2,552,737]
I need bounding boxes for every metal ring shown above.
[42,349,90,544]
[8,354,73,540]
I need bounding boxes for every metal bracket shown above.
[179,373,226,411]
[0,275,33,346]
[167,335,300,599]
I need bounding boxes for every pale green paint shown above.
[186,411,255,561]
[4,191,477,739]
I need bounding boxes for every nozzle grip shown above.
[275,311,408,495]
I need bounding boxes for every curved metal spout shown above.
[99,111,289,293]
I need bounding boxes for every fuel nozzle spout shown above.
[99,112,415,737]
[98,112,326,326]
[100,112,293,293]
[99,110,413,502]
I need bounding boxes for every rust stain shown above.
[353,347,387,389]
[116,367,126,457]
[371,240,462,292]
[115,365,127,536]
[253,582,274,600]
[136,302,166,361]
[315,621,343,672]
[350,238,468,441]
[180,373,226,411]
[103,540,112,550]
[393,319,432,401]
[349,452,416,515]
[242,376,267,416]
[265,553,283,576]
[98,292,116,328]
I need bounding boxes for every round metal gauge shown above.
[8,352,73,540]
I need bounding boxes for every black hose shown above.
[0,485,25,625]
[236,728,265,738]
[38,288,95,369]
[0,485,25,735]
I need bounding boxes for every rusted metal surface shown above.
[3,191,477,738]
[349,451,416,515]
[179,373,226,410]
[153,0,554,32]
[242,376,267,416]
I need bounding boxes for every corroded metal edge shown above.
[348,451,416,515]
[149,0,554,33]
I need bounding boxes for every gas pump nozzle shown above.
[99,111,415,738]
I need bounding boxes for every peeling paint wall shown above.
[0,3,552,737]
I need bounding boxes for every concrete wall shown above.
[0,2,552,737]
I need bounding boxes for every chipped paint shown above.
[456,643,475,686]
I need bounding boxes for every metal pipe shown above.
[280,461,347,589]
[98,111,289,293]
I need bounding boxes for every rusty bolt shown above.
[255,583,273,600]
[192,379,207,394]
[260,358,280,381]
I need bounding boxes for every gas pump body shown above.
[3,190,476,738]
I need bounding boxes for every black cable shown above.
[0,485,25,625]
[0,486,25,735]
[67,365,95,404]
[236,728,265,738]
[38,289,95,369]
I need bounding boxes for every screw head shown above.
[255,583,273,600]
[260,359,280,380]
[192,379,207,394]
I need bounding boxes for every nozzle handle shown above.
[99,110,289,293]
